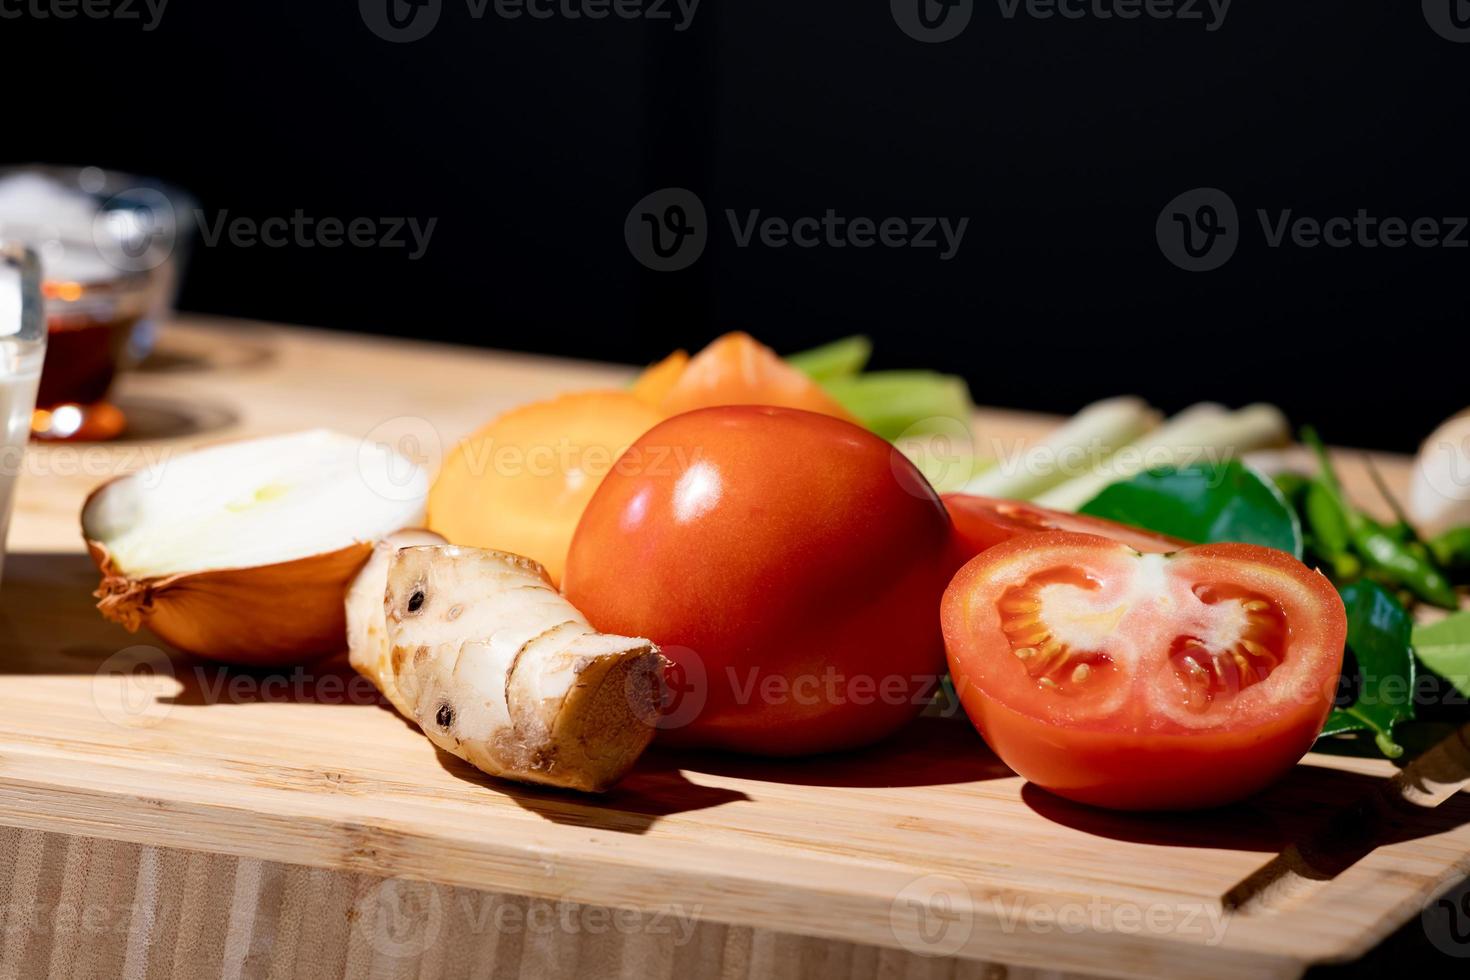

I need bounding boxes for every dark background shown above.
[13,1,1470,451]
[11,6,1470,973]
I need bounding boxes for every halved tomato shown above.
[941,531,1346,811]
[944,493,1187,560]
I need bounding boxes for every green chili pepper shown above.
[1383,521,1417,544]
[1273,472,1309,506]
[1359,460,1433,560]
[1363,456,1461,596]
[1355,525,1459,608]
[1430,527,1470,579]
[1303,478,1360,579]
[1302,428,1459,610]
[1305,478,1351,552]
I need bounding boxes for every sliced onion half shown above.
[82,429,428,666]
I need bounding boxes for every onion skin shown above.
[87,538,373,666]
[82,473,376,667]
[78,426,431,667]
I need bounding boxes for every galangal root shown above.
[347,535,664,792]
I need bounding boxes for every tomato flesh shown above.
[942,531,1346,810]
[943,493,1187,561]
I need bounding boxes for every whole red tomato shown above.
[563,406,954,755]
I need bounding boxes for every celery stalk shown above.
[962,396,1160,502]
[786,336,873,381]
[1034,403,1290,511]
[821,371,973,442]
[899,437,987,494]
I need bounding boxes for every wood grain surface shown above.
[1,317,1467,980]
[0,824,1045,980]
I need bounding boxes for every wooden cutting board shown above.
[1,317,1467,980]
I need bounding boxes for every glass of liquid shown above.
[0,166,193,441]
[30,238,152,441]
[0,243,46,585]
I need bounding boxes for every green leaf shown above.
[1320,581,1416,759]
[786,336,872,381]
[1079,461,1303,557]
[821,371,974,442]
[1412,611,1470,699]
